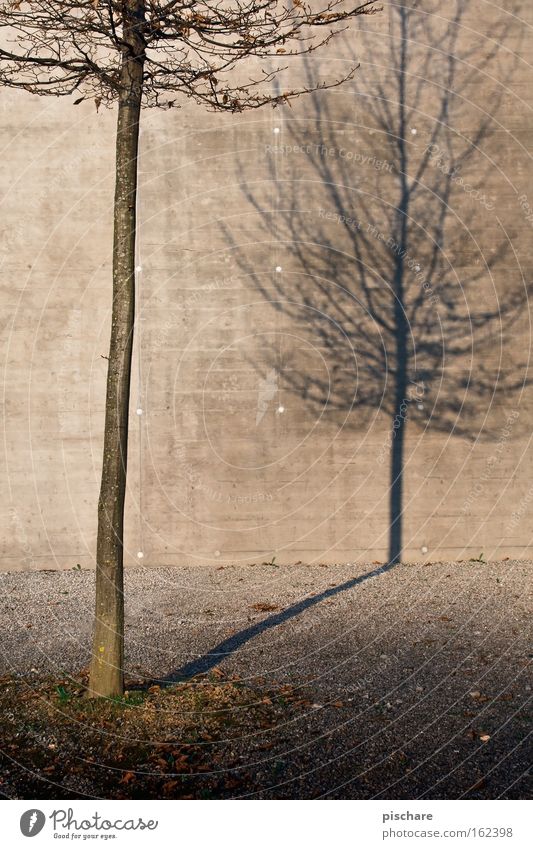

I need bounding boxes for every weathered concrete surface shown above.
[1,1,533,570]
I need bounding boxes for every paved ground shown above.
[0,559,531,798]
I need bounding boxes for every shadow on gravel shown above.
[160,560,399,684]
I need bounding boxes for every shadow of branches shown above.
[223,0,531,564]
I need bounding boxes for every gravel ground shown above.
[0,559,531,799]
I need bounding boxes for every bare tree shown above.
[0,0,378,697]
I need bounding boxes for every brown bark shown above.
[88,2,145,698]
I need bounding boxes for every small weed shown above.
[56,685,70,705]
[110,690,147,708]
[469,553,486,564]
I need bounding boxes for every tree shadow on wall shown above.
[224,0,531,564]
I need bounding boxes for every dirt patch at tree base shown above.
[0,673,308,799]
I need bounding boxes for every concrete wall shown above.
[1,0,533,570]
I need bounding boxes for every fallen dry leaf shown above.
[467,777,487,792]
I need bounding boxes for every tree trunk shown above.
[88,3,145,698]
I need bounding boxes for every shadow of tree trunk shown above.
[222,0,530,563]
